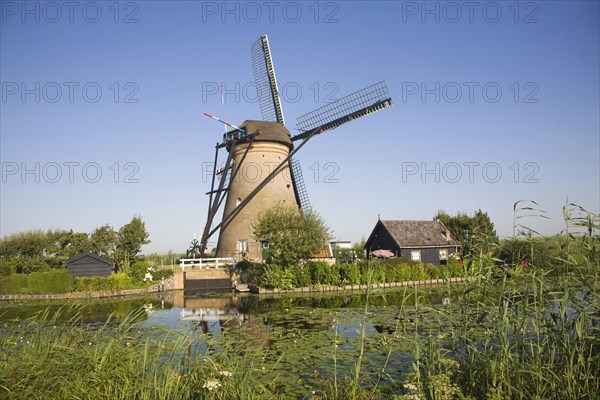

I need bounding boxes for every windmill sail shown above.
[290,159,311,210]
[293,81,392,141]
[251,35,285,125]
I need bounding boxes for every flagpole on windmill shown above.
[221,84,227,134]
[203,112,245,132]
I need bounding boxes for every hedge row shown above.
[240,259,465,290]
[0,266,175,295]
[0,270,73,295]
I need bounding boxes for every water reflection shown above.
[0,287,463,333]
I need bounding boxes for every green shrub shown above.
[27,270,73,294]
[260,266,295,289]
[411,263,428,281]
[6,256,53,275]
[384,264,399,283]
[153,268,174,280]
[73,273,137,293]
[328,263,341,285]
[0,274,29,294]
[340,263,361,285]
[0,270,74,295]
[130,261,151,283]
[0,259,16,276]
[295,265,311,287]
[306,261,330,285]
[383,257,419,268]
[372,264,387,283]
[236,261,266,285]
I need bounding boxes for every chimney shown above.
[446,229,451,242]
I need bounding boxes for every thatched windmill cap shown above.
[231,120,293,150]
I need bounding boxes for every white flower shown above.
[218,371,232,377]
[202,380,221,391]
[144,272,153,282]
[404,383,418,392]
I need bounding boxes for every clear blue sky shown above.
[1,1,599,254]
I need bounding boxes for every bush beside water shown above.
[0,264,174,295]
[241,257,465,289]
[0,270,73,295]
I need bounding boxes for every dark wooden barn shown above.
[66,252,113,277]
[364,220,460,266]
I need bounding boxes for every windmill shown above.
[200,35,392,261]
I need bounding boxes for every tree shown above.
[434,209,498,257]
[90,225,117,257]
[469,209,498,256]
[252,204,330,267]
[115,217,150,271]
[46,230,92,259]
[0,230,49,258]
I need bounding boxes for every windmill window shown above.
[236,197,242,206]
[236,240,248,253]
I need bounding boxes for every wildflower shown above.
[144,272,153,282]
[202,380,221,391]
[218,371,233,377]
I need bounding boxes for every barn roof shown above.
[310,243,334,259]
[368,220,460,248]
[66,252,114,265]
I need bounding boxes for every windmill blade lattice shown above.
[294,81,392,140]
[251,35,285,124]
[290,159,311,210]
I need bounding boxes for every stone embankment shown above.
[249,277,470,294]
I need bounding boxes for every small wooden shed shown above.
[66,252,114,277]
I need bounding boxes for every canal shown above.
[0,285,466,397]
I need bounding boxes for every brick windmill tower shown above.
[200,35,392,262]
